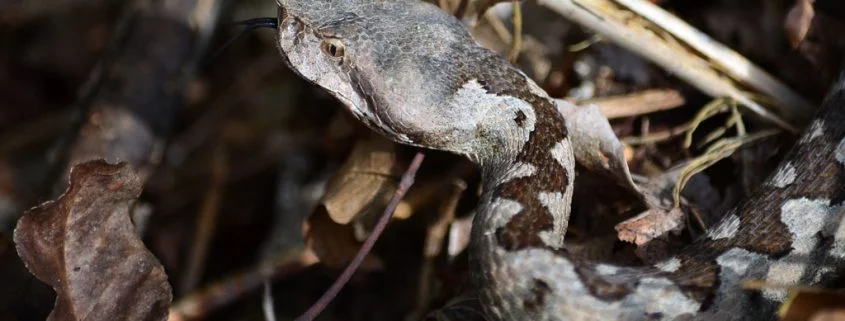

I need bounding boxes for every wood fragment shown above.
[169,247,318,321]
[614,0,815,122]
[615,208,684,245]
[538,0,807,131]
[572,88,685,119]
[180,145,229,294]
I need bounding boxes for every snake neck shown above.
[475,96,574,251]
[469,93,576,319]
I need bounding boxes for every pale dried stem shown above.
[180,145,229,294]
[538,0,806,132]
[571,88,686,119]
[614,0,814,122]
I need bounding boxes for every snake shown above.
[269,0,845,320]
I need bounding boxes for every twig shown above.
[262,280,278,321]
[168,246,318,321]
[46,0,224,197]
[294,152,426,321]
[622,122,691,145]
[180,144,229,294]
[455,0,469,18]
[406,180,467,321]
[572,88,686,119]
[613,0,815,122]
[508,0,522,63]
[537,0,801,132]
[41,2,136,198]
[683,98,730,148]
[673,130,780,207]
[483,9,514,43]
[0,109,72,158]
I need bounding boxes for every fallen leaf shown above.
[556,101,640,194]
[785,0,815,49]
[614,208,684,246]
[303,207,384,271]
[303,136,401,270]
[779,289,845,321]
[321,135,404,225]
[811,310,845,321]
[14,160,171,321]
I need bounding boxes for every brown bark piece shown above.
[615,208,685,246]
[780,289,845,321]
[785,0,815,49]
[14,160,171,321]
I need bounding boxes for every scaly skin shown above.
[272,0,845,319]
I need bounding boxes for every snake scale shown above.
[270,0,845,319]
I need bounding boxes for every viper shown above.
[269,0,845,320]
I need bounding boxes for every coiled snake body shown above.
[273,0,845,319]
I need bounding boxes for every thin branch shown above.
[294,152,426,321]
[538,0,803,132]
[572,88,686,119]
[614,0,814,122]
[508,0,523,63]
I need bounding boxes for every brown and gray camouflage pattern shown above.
[273,0,845,320]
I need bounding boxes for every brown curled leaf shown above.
[556,101,640,194]
[785,0,815,49]
[321,135,404,225]
[303,207,384,271]
[14,160,171,321]
[614,208,685,246]
[779,288,845,321]
[304,136,401,270]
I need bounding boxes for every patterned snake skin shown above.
[271,0,845,319]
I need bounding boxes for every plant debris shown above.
[1,0,844,320]
[14,160,171,321]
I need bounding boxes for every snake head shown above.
[274,0,509,158]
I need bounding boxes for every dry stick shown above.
[573,88,686,119]
[613,0,814,122]
[180,145,229,294]
[538,0,802,132]
[262,280,278,321]
[295,152,426,321]
[169,246,318,321]
[406,180,468,321]
[454,0,469,18]
[508,0,522,63]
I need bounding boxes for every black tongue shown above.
[203,17,279,66]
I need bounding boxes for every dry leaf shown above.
[556,101,639,194]
[614,208,685,246]
[785,0,815,49]
[779,289,845,321]
[577,88,686,119]
[811,310,845,321]
[321,135,404,225]
[303,136,401,270]
[303,207,384,271]
[14,160,171,321]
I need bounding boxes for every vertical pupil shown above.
[329,45,337,56]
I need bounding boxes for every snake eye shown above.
[321,39,345,59]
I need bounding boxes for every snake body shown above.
[272,0,845,319]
